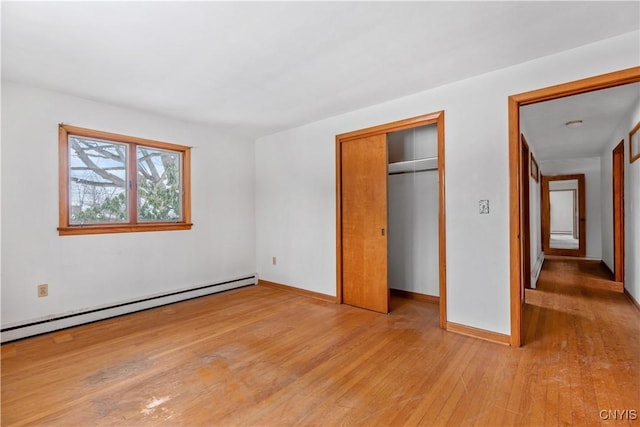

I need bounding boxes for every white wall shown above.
[255,31,639,335]
[628,103,640,301]
[1,81,256,327]
[388,125,439,296]
[601,103,635,270]
[0,81,3,326]
[601,100,640,299]
[540,157,602,259]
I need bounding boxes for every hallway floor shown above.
[549,233,580,250]
[522,257,639,424]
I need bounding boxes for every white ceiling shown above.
[521,83,640,162]
[2,1,639,139]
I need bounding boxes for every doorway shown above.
[612,140,625,283]
[387,124,440,303]
[508,66,640,347]
[541,174,586,257]
[335,111,446,327]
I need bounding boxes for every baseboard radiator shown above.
[1,274,256,343]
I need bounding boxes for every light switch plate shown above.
[479,200,490,214]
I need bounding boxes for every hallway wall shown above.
[629,103,640,302]
[601,100,640,301]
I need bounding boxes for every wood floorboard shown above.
[2,259,639,426]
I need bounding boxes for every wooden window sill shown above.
[58,223,193,236]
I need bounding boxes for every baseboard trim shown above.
[597,261,623,293]
[1,275,256,343]
[600,260,615,278]
[605,282,624,293]
[390,289,439,304]
[446,322,510,346]
[545,255,600,262]
[624,289,640,312]
[258,280,337,303]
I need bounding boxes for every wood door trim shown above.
[540,173,544,252]
[613,140,625,283]
[508,66,640,347]
[521,134,531,291]
[541,174,586,258]
[335,135,343,305]
[510,66,640,106]
[336,111,447,327]
[446,322,510,345]
[572,189,578,238]
[337,112,443,142]
[437,112,447,329]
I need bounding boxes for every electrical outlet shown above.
[272,257,277,266]
[38,284,48,298]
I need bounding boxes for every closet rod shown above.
[389,167,437,176]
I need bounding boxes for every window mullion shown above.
[129,143,138,224]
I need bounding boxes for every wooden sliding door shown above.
[340,134,389,313]
[336,111,445,321]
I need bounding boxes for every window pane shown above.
[137,146,182,222]
[68,136,128,224]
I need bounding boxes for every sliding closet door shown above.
[341,134,389,313]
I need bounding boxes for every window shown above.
[58,125,192,235]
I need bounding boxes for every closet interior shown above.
[387,124,440,300]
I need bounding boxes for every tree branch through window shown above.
[59,125,192,235]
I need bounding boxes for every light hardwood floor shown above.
[2,258,639,426]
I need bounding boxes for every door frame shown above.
[520,134,532,292]
[541,174,586,258]
[336,111,447,327]
[509,66,640,347]
[613,140,625,283]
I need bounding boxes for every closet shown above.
[336,112,445,324]
[387,124,439,299]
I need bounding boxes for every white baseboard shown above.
[1,274,256,343]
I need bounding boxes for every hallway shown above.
[522,257,639,424]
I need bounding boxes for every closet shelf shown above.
[388,157,437,175]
